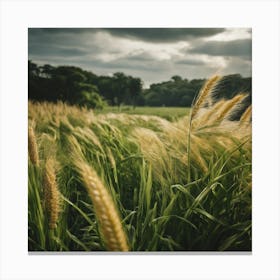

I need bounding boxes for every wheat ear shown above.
[193,99,226,129]
[76,161,129,251]
[240,105,252,123]
[212,94,247,124]
[191,75,221,120]
[43,158,61,229]
[28,126,39,166]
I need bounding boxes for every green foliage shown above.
[28,61,143,108]
[78,91,106,109]
[143,77,203,107]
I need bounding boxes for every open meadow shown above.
[28,76,252,251]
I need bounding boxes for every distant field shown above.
[96,106,190,121]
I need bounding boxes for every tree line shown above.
[28,61,251,109]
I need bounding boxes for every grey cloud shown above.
[94,58,162,72]
[33,28,96,35]
[29,28,226,42]
[125,51,157,62]
[189,39,252,58]
[175,58,206,66]
[29,29,77,45]
[102,28,226,42]
[222,57,251,77]
[29,45,88,57]
[29,29,103,59]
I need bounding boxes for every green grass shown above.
[96,106,190,121]
[28,88,251,252]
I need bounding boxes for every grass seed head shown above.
[76,160,129,251]
[28,125,39,166]
[43,158,61,230]
[191,75,221,120]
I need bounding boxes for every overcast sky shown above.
[28,28,252,87]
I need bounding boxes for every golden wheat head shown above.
[76,161,129,251]
[43,158,61,229]
[191,75,221,120]
[28,125,39,166]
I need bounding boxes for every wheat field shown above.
[28,76,252,251]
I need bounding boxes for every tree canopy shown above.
[28,61,251,108]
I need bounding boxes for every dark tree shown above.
[128,77,143,109]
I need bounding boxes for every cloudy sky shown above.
[28,28,251,87]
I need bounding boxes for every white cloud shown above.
[92,31,190,62]
[205,28,251,42]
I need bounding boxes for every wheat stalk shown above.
[43,158,61,229]
[28,125,39,166]
[191,75,221,120]
[76,161,129,251]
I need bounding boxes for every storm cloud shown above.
[28,28,251,86]
[99,28,226,42]
[31,28,225,42]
